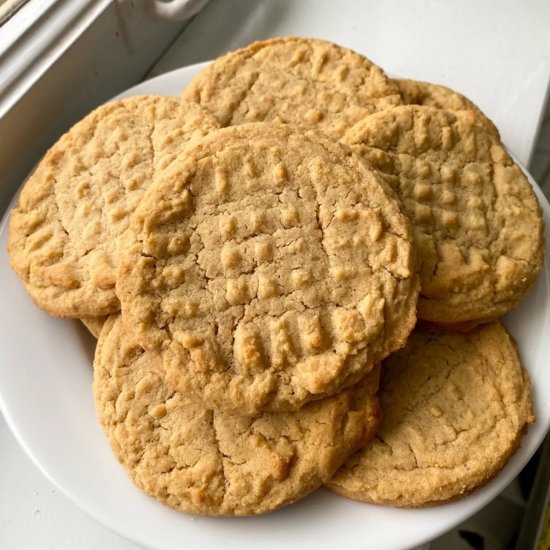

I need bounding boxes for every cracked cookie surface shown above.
[93,315,381,516]
[182,37,401,139]
[8,96,220,317]
[117,123,418,414]
[395,79,499,137]
[326,322,534,507]
[343,105,545,325]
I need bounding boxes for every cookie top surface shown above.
[182,37,401,139]
[117,122,418,414]
[326,322,534,507]
[8,96,220,318]
[395,78,499,137]
[342,105,545,324]
[93,315,381,516]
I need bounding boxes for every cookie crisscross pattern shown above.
[183,37,401,139]
[326,322,534,507]
[395,79,499,137]
[343,105,544,323]
[8,96,219,317]
[94,315,380,516]
[118,123,418,413]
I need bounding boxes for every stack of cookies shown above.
[7,37,544,514]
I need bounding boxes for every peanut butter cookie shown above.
[343,105,544,325]
[117,123,419,414]
[182,37,401,139]
[326,322,534,507]
[8,96,219,317]
[395,78,499,137]
[94,315,381,516]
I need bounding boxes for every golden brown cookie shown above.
[81,317,107,338]
[94,315,381,516]
[326,322,534,507]
[8,96,219,318]
[395,78,499,137]
[117,123,419,414]
[342,105,545,325]
[182,37,401,139]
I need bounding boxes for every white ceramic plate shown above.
[1,62,550,550]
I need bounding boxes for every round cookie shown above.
[342,105,545,325]
[182,37,401,139]
[8,96,220,318]
[81,316,107,338]
[117,123,419,414]
[94,315,382,516]
[326,322,534,507]
[395,78,499,138]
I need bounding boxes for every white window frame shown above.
[0,0,113,119]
